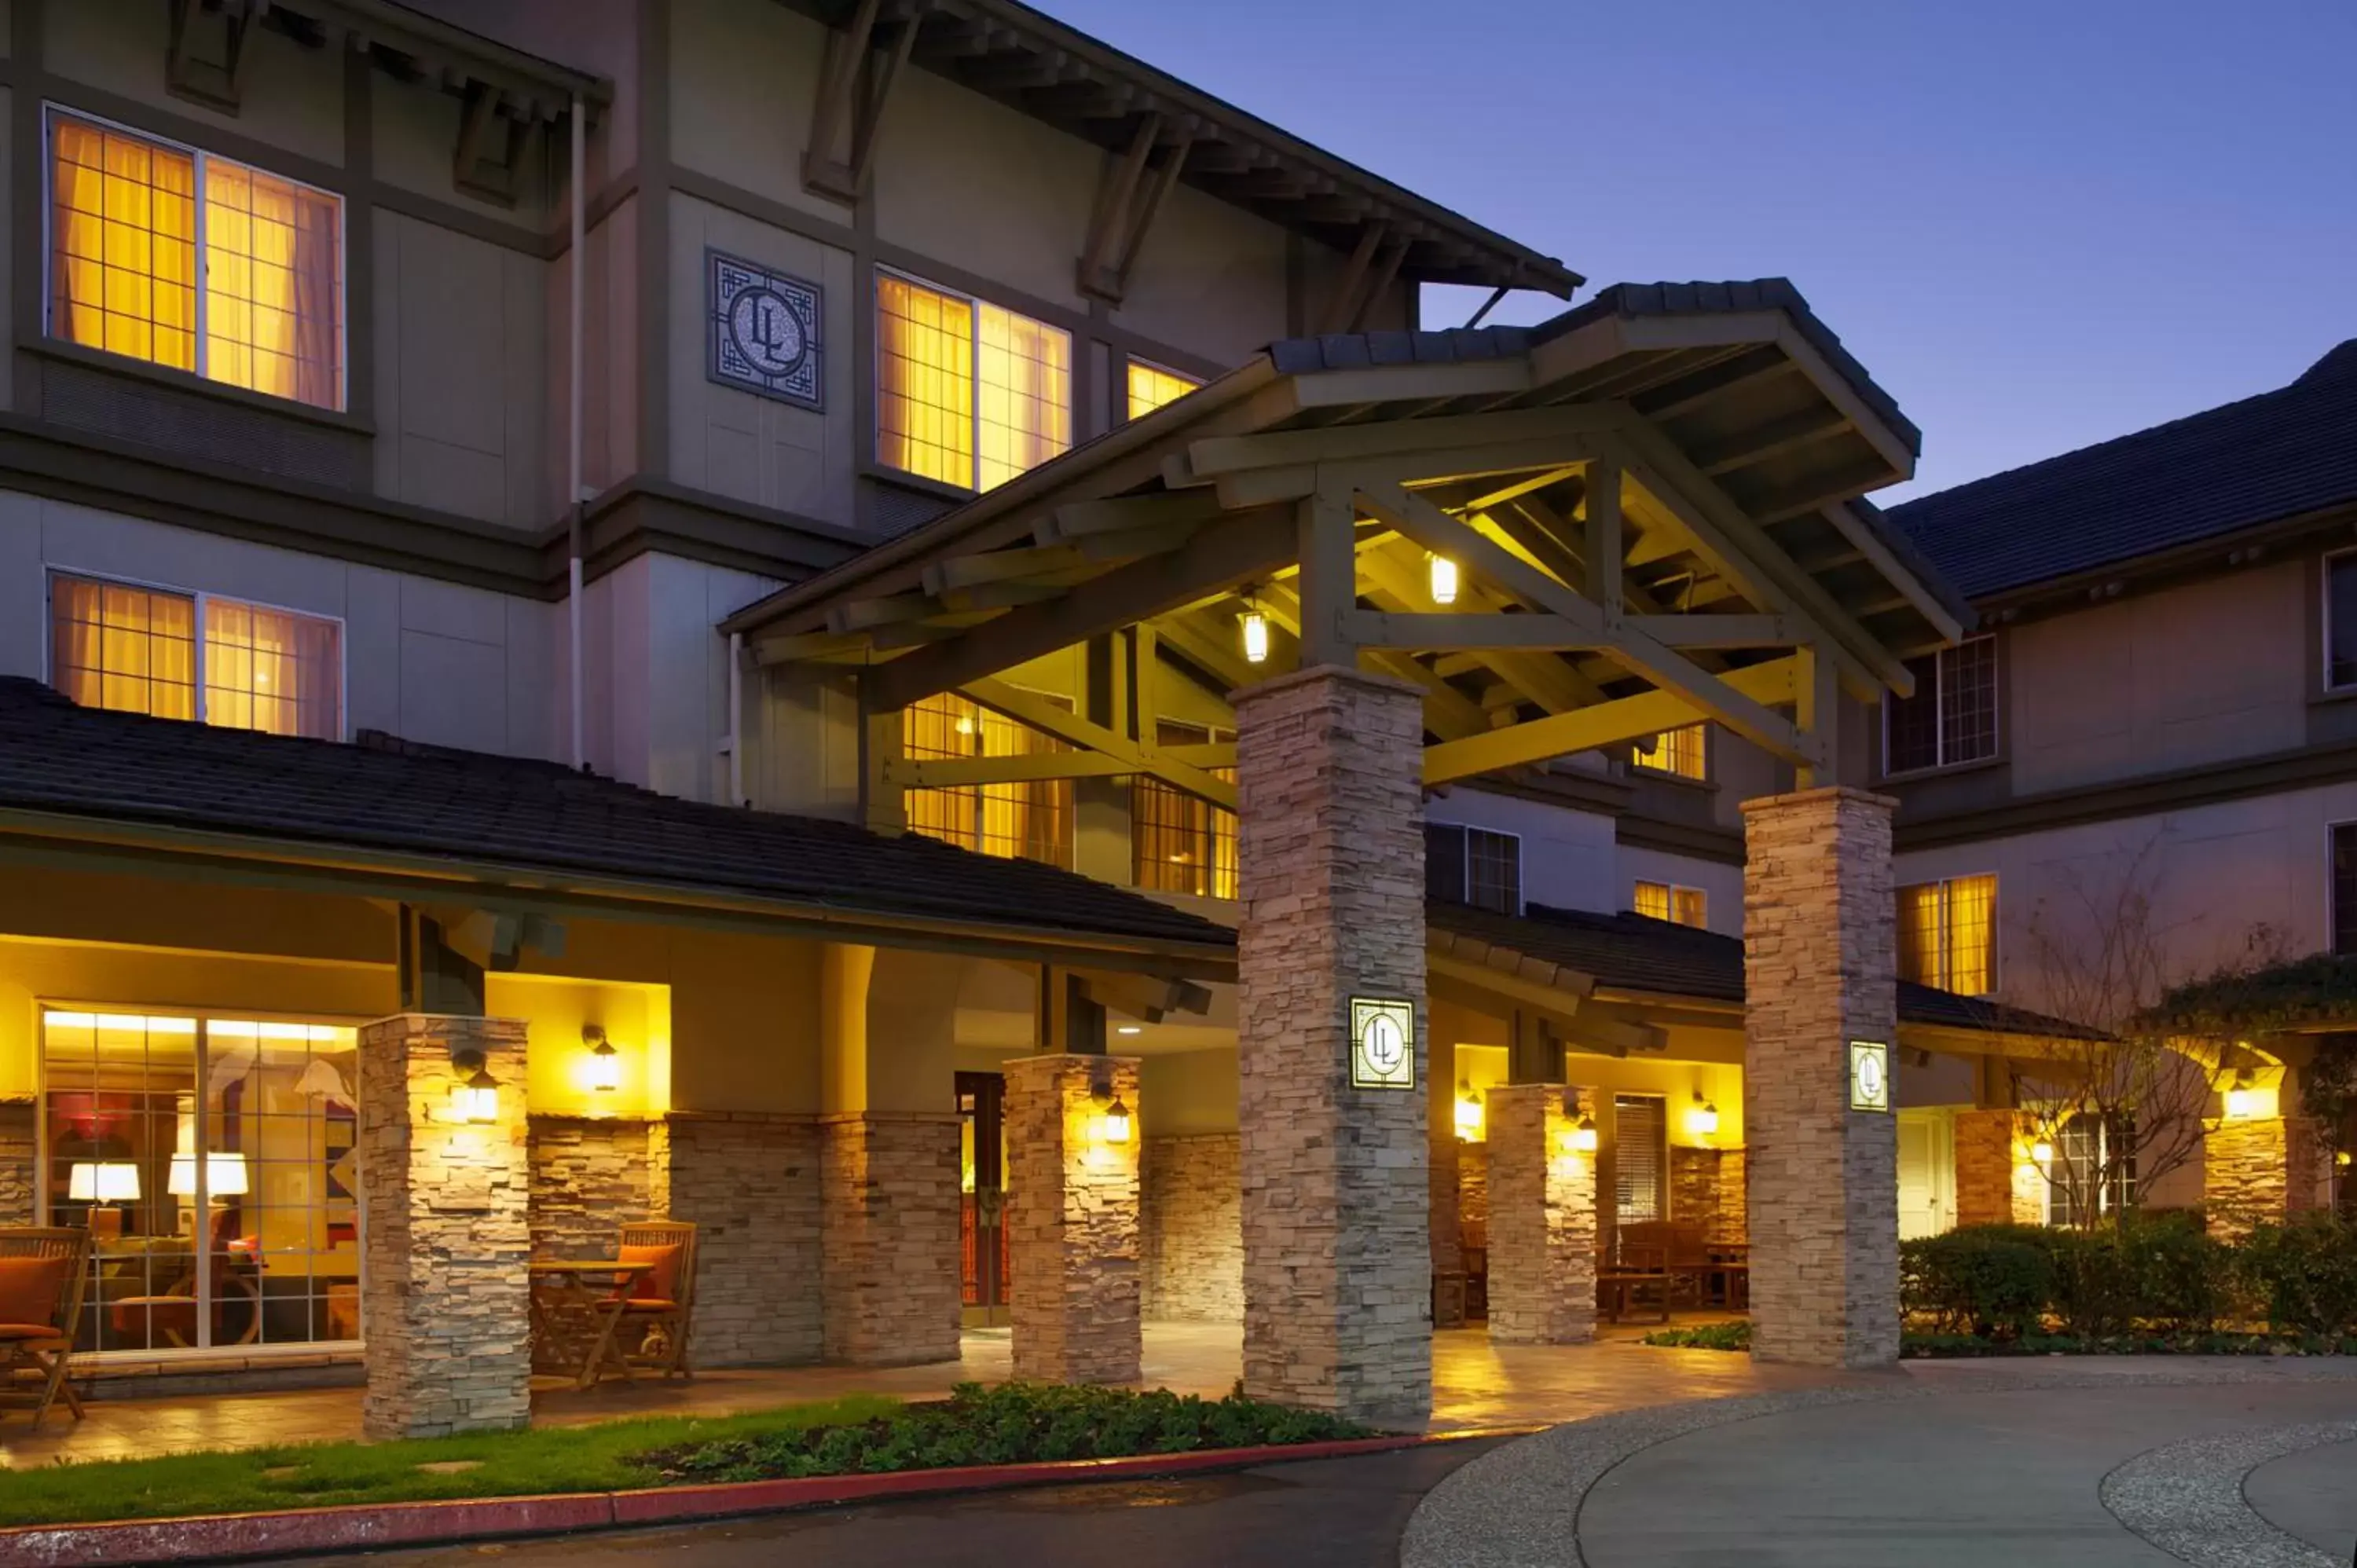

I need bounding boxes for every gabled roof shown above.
[0,680,1230,961]
[1889,339,2357,602]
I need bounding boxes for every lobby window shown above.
[1133,721,1237,899]
[47,109,345,410]
[1630,723,1706,781]
[1897,874,1997,995]
[1126,358,1200,420]
[876,272,1070,491]
[2047,1112,2135,1227]
[1884,635,1997,775]
[1633,880,1707,929]
[1427,823,1521,914]
[40,1009,363,1355]
[904,691,1072,869]
[2334,823,2357,955]
[1613,1094,1667,1225]
[49,573,343,739]
[2326,551,2357,691]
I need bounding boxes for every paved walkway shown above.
[1405,1359,2357,1567]
[0,1319,1829,1467]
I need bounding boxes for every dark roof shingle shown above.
[0,679,1232,951]
[1888,340,2357,600]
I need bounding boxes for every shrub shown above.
[1640,1321,1751,1351]
[2121,1213,2234,1333]
[2238,1215,2357,1338]
[1901,1225,2054,1338]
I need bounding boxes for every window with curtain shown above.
[49,110,344,411]
[903,691,1073,868]
[876,273,1069,492]
[1127,358,1200,420]
[1897,874,1997,995]
[1613,1094,1666,1225]
[49,573,342,739]
[1633,881,1707,929]
[2048,1112,2135,1227]
[1884,635,1998,774]
[1630,723,1706,781]
[1133,721,1237,898]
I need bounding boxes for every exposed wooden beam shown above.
[1042,490,1225,541]
[1422,657,1799,787]
[803,0,925,201]
[751,628,874,666]
[1355,542,1607,712]
[1621,614,1798,648]
[1819,503,1964,645]
[1585,457,1622,617]
[887,742,1235,789]
[1315,220,1388,335]
[926,543,1092,592]
[1796,642,1839,790]
[1181,405,1618,481]
[1694,405,1851,477]
[1347,611,1593,650]
[963,678,1237,808]
[1076,115,1193,304]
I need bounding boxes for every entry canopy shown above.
[724,280,1972,803]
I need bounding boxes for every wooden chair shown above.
[614,1220,698,1379]
[0,1227,92,1427]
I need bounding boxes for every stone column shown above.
[1741,787,1901,1368]
[819,1111,962,1365]
[357,1013,531,1440]
[653,1112,825,1366]
[1141,1133,1242,1322]
[1235,665,1431,1427]
[1485,1085,1596,1345]
[0,1100,35,1226]
[2205,1115,2331,1238]
[1953,1108,2041,1228]
[1003,1054,1142,1383]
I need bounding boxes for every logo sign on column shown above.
[1350,997,1417,1090]
[707,251,823,409]
[1849,1039,1891,1112]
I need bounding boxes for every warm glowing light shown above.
[68,1161,141,1202]
[2338,1150,2353,1169]
[1241,610,1270,665]
[166,1152,250,1197]
[1428,553,1459,606]
[1567,1115,1600,1154]
[589,1042,621,1092]
[1453,1080,1484,1141]
[2223,1071,2256,1120]
[955,713,976,737]
[450,1050,500,1125]
[1116,1024,1142,1036]
[1688,1091,1720,1139]
[1089,1087,1133,1145]
[2030,1139,2055,1166]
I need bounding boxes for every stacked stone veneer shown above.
[1142,1134,1242,1321]
[1953,1109,2042,1227]
[357,1014,531,1440]
[2205,1116,2331,1238]
[1668,1145,1750,1243]
[820,1111,962,1365]
[1457,1141,1490,1238]
[0,1100,34,1225]
[1485,1086,1597,1345]
[652,1112,824,1366]
[1742,788,1901,1369]
[527,1117,654,1259]
[1004,1054,1142,1383]
[1234,665,1431,1427]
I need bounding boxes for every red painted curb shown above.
[0,1434,1439,1566]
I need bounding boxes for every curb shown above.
[0,1434,1443,1566]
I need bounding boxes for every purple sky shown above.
[1035,0,2355,500]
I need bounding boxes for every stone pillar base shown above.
[1005,1054,1142,1384]
[1485,1086,1596,1346]
[820,1111,961,1365]
[359,1014,531,1441]
[2206,1116,2329,1239]
[1954,1109,2043,1227]
[654,1112,824,1366]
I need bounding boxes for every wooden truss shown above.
[804,0,928,203]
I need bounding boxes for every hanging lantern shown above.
[1453,1079,1484,1141]
[450,1049,500,1125]
[1428,553,1459,606]
[584,1024,621,1093]
[1240,608,1270,665]
[1688,1090,1720,1139]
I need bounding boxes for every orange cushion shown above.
[618,1298,678,1313]
[0,1256,70,1328]
[609,1244,682,1303]
[0,1322,64,1340]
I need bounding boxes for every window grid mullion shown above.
[192,151,209,384]
[968,298,983,491]
[193,590,209,724]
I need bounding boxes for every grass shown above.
[0,1396,895,1530]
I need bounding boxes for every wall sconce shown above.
[1687,1090,1720,1140]
[1088,1083,1132,1145]
[2223,1069,2256,1120]
[2337,1150,2352,1169]
[451,1049,500,1125]
[1428,553,1459,606]
[584,1024,621,1093]
[1239,606,1270,665]
[1565,1110,1600,1155]
[2029,1139,2055,1167]
[1453,1079,1484,1141]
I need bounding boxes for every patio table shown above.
[527,1260,652,1390]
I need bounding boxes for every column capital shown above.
[1739,784,1900,818]
[1230,661,1428,705]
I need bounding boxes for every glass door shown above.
[957,1071,1010,1327]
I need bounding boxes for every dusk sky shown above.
[1037,0,2355,500]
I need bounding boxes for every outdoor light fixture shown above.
[1428,553,1459,606]
[584,1024,621,1092]
[2223,1069,2256,1120]
[1453,1079,1484,1141]
[2030,1139,2055,1166]
[1567,1114,1600,1154]
[1116,1024,1142,1036]
[1240,606,1270,665]
[1089,1083,1132,1145]
[955,712,976,738]
[451,1049,500,1125]
[1688,1090,1720,1139]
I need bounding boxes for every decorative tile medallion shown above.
[707,251,823,408]
[1849,1038,1891,1112]
[1350,996,1417,1090]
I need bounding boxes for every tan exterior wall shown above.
[46,2,346,168]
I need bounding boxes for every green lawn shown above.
[0,1396,895,1529]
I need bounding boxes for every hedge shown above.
[1901,1214,2357,1341]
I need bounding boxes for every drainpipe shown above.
[567,92,587,771]
[727,631,745,806]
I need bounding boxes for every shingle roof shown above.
[0,679,1233,951]
[1887,339,2357,600]
[1429,900,2093,1039]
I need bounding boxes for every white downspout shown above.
[567,93,588,771]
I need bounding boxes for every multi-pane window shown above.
[42,1009,363,1354]
[1633,881,1707,929]
[1133,721,1237,898]
[1630,723,1706,781]
[49,110,344,410]
[2048,1112,2135,1227]
[1884,635,1998,774]
[1613,1094,1667,1225]
[49,573,342,739]
[1897,874,1998,995]
[2333,823,2357,956]
[1426,823,1521,914]
[1127,359,1200,420]
[876,273,1070,492]
[903,691,1072,868]
[2326,552,2357,691]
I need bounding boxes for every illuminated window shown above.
[1133,721,1236,898]
[48,110,344,409]
[49,573,342,739]
[904,691,1072,868]
[1885,635,1997,774]
[1897,874,1996,995]
[1633,881,1707,929]
[1613,1094,1666,1225]
[1127,358,1200,420]
[877,272,1069,492]
[1631,723,1706,781]
[2047,1112,2135,1227]
[1427,823,1520,914]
